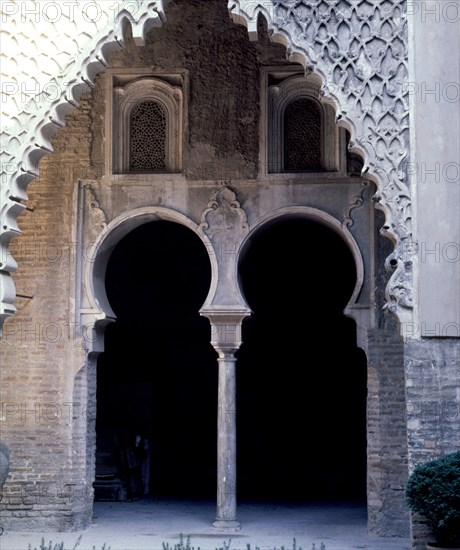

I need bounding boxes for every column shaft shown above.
[213,352,240,531]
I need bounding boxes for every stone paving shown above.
[1,499,411,550]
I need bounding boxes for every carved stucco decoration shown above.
[113,78,183,173]
[0,0,167,330]
[199,186,249,311]
[1,0,413,331]
[229,0,413,320]
[343,180,370,229]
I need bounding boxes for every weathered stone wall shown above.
[109,0,289,181]
[404,338,460,550]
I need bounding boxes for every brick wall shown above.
[0,94,93,529]
[366,328,410,537]
[0,0,287,530]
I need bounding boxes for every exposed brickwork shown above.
[0,0,291,530]
[0,94,93,529]
[366,328,410,537]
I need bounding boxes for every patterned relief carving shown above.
[1,0,413,329]
[200,187,249,244]
[200,187,249,308]
[343,180,370,229]
[229,0,412,320]
[113,77,183,173]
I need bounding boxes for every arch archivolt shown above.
[77,187,371,353]
[230,0,411,320]
[80,206,218,352]
[237,205,371,350]
[1,0,411,334]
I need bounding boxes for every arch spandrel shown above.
[0,0,413,332]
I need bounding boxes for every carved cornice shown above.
[229,0,412,322]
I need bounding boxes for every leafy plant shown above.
[406,451,460,547]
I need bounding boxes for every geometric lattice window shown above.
[112,77,183,174]
[130,101,167,172]
[267,74,337,174]
[284,98,321,171]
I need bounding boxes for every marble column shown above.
[200,310,250,532]
[212,347,240,531]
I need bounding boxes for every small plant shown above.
[29,534,324,550]
[28,536,110,550]
[406,451,460,548]
[163,534,198,550]
[162,536,324,550]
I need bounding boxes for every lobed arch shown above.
[83,207,218,346]
[237,206,369,348]
[0,0,411,333]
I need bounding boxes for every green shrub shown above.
[406,451,460,546]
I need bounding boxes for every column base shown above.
[212,519,241,532]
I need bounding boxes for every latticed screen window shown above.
[284,98,321,171]
[130,101,167,172]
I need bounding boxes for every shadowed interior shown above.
[237,217,367,503]
[96,220,216,499]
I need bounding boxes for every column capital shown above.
[200,306,251,352]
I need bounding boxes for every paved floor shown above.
[1,499,411,550]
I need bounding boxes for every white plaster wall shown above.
[408,0,460,338]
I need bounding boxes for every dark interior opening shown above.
[237,217,367,503]
[95,220,216,501]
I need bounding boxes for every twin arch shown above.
[90,205,365,527]
[87,206,364,327]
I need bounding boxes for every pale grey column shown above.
[200,309,250,532]
[212,347,240,531]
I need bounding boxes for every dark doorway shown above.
[95,221,216,501]
[237,217,367,503]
